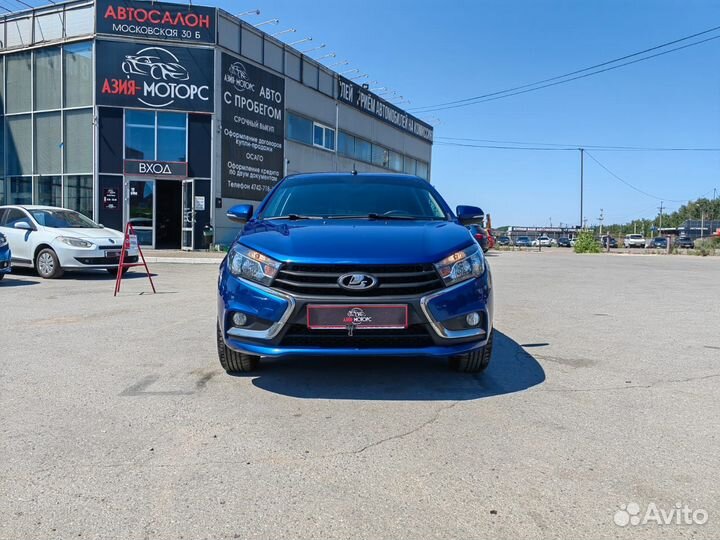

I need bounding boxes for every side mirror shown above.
[456,205,484,225]
[14,221,34,231]
[226,204,253,224]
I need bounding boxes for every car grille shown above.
[273,263,443,297]
[279,324,435,348]
[74,255,139,265]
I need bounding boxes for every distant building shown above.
[675,219,720,240]
[505,226,580,241]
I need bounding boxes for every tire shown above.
[449,330,494,373]
[216,322,259,373]
[107,267,129,276]
[35,248,64,279]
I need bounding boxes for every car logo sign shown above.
[337,273,378,291]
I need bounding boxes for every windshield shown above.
[260,176,448,220]
[30,209,101,229]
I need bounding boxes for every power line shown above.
[410,30,720,114]
[435,142,576,151]
[584,151,690,203]
[435,136,720,152]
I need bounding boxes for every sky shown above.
[201,0,720,227]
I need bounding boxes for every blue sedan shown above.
[0,231,11,280]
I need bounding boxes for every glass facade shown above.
[1,41,94,215]
[125,110,188,162]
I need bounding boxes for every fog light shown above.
[466,312,481,327]
[232,312,248,327]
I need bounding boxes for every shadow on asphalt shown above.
[249,330,545,401]
[0,276,38,287]
[7,267,157,281]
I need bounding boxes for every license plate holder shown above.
[307,304,408,330]
[105,250,121,259]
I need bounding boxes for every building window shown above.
[125,110,156,160]
[64,175,92,217]
[355,137,371,163]
[34,47,62,111]
[6,115,32,175]
[5,52,32,114]
[34,176,62,206]
[338,131,354,157]
[389,151,403,172]
[372,144,389,168]
[287,112,313,145]
[313,122,335,151]
[416,160,429,180]
[34,112,62,174]
[9,177,32,204]
[64,109,93,173]
[63,42,93,108]
[157,112,187,162]
[404,156,417,175]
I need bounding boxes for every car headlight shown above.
[434,245,485,287]
[58,237,94,248]
[228,244,281,286]
[0,235,7,248]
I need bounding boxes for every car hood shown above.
[43,227,125,240]
[237,220,475,264]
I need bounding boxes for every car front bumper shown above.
[0,248,11,274]
[54,243,139,268]
[218,264,493,358]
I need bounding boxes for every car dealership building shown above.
[0,0,433,248]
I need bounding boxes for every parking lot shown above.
[1,251,719,539]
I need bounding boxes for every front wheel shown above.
[449,330,494,373]
[216,323,259,373]
[35,248,64,279]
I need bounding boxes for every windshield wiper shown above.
[263,214,323,221]
[367,213,420,220]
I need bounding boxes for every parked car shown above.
[531,235,552,247]
[0,231,11,280]
[649,237,668,249]
[496,236,511,246]
[623,234,646,248]
[0,205,140,279]
[217,173,495,374]
[557,237,572,247]
[600,235,618,248]
[676,236,694,249]
[515,236,532,247]
[467,224,490,252]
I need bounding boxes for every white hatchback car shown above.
[0,205,139,279]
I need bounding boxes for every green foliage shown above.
[573,230,601,253]
[604,197,720,236]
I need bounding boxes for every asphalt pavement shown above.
[1,251,719,539]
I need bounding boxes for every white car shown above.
[623,234,646,248]
[531,235,552,247]
[0,205,139,279]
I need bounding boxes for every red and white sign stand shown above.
[113,222,156,296]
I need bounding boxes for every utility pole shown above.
[701,211,705,239]
[657,201,664,235]
[579,148,584,229]
[599,208,604,237]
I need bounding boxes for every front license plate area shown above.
[307,305,408,330]
[105,250,121,259]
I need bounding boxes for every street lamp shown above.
[254,18,279,27]
[340,68,359,75]
[289,37,312,46]
[301,43,326,53]
[316,52,336,60]
[329,60,349,68]
[271,28,296,37]
[350,74,368,80]
[237,9,260,17]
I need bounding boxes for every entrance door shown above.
[128,179,155,248]
[181,179,194,250]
